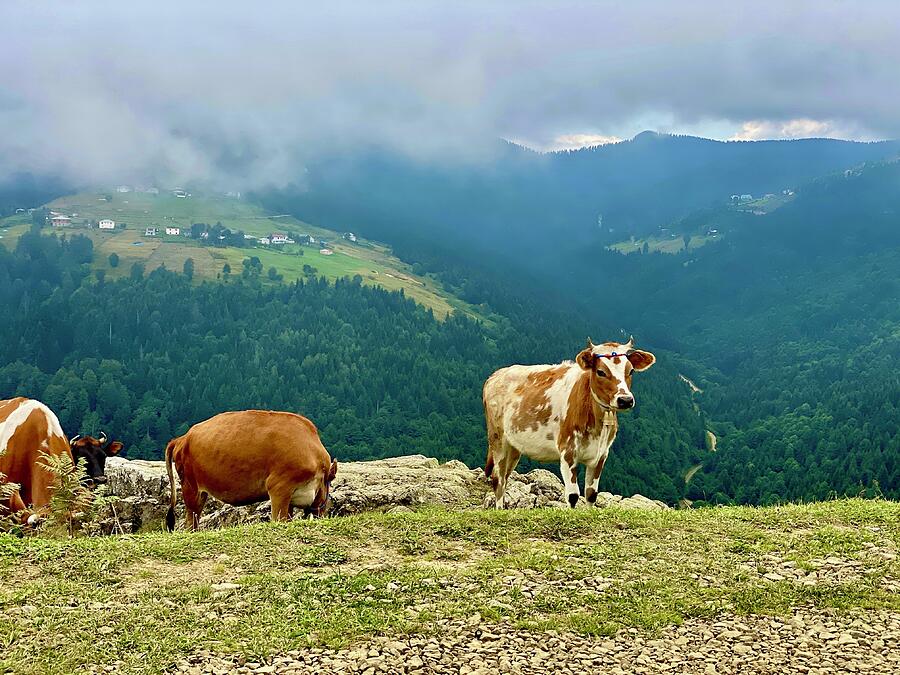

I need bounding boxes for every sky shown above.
[2,1,899,188]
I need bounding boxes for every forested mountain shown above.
[0,229,705,503]
[257,134,900,270]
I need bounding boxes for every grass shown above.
[609,233,715,255]
[0,499,898,674]
[0,191,480,320]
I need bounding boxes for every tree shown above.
[642,242,650,255]
[267,266,282,281]
[130,262,145,281]
[183,258,195,281]
[683,233,692,250]
[94,269,106,284]
[108,252,120,268]
[222,263,231,277]
[242,256,263,278]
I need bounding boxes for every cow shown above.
[165,409,338,531]
[483,337,656,509]
[0,397,124,522]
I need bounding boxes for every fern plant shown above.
[0,470,24,532]
[37,452,113,537]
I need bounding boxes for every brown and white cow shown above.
[165,409,338,531]
[0,397,124,522]
[483,337,655,508]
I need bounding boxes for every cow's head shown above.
[306,459,339,518]
[69,431,124,486]
[576,336,656,411]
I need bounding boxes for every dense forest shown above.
[0,228,705,504]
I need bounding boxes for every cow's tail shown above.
[164,438,178,532]
[484,447,494,479]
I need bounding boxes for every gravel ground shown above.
[173,609,900,675]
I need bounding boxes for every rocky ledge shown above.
[101,454,668,533]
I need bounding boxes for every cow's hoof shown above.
[586,488,597,504]
[568,493,579,508]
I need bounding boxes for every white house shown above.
[270,233,288,245]
[342,232,358,243]
[116,185,131,193]
[50,214,72,227]
[320,248,334,256]
[259,237,271,245]
[98,219,116,230]
[145,227,158,236]
[165,226,181,236]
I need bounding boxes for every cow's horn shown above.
[69,434,82,446]
[586,337,594,348]
[98,430,108,445]
[624,335,635,351]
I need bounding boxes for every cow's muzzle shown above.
[616,395,634,410]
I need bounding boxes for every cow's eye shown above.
[596,370,607,377]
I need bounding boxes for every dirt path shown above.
[679,373,703,394]
[171,609,900,674]
[707,429,718,452]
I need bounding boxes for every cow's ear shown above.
[627,349,656,372]
[328,459,338,482]
[105,441,124,456]
[576,348,596,370]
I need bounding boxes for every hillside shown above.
[1,500,898,674]
[0,190,477,319]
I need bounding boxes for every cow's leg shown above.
[584,450,609,506]
[181,479,205,531]
[266,475,295,522]
[269,493,292,522]
[560,453,580,508]
[494,442,521,509]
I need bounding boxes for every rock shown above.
[101,454,669,532]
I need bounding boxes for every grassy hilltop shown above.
[1,500,898,674]
[0,191,478,319]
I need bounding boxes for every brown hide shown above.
[0,398,73,515]
[166,410,336,530]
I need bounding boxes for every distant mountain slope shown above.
[576,160,900,504]
[257,134,900,270]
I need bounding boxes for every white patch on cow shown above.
[1,399,65,456]
[290,479,317,507]
[592,348,633,401]
[494,363,586,464]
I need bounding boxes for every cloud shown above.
[729,118,868,141]
[534,134,624,151]
[1,1,899,188]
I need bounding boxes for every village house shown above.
[50,214,72,227]
[270,233,289,245]
[342,232,358,243]
[165,226,181,236]
[144,227,158,236]
[98,219,116,230]
[258,237,271,245]
[320,248,334,256]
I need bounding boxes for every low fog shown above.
[2,1,900,188]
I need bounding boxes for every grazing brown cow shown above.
[0,397,123,522]
[165,410,338,531]
[483,337,655,508]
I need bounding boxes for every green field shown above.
[0,499,897,674]
[609,233,715,255]
[1,191,478,319]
